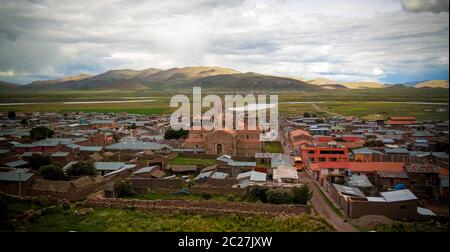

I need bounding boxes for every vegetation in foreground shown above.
[2,199,334,232]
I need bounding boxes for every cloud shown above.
[0,0,448,84]
[402,0,449,13]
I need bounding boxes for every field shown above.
[264,141,284,153]
[167,156,216,166]
[0,88,448,121]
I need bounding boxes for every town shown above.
[0,108,448,232]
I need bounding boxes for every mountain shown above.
[320,84,348,90]
[181,72,320,91]
[415,80,449,88]
[1,66,448,92]
[307,78,385,89]
[0,80,21,91]
[139,66,240,83]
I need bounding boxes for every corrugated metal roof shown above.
[333,184,366,197]
[210,172,229,179]
[380,189,417,202]
[132,166,157,175]
[5,160,27,168]
[94,162,125,171]
[194,171,213,180]
[106,141,171,151]
[0,172,33,182]
[80,146,103,152]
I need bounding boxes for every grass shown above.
[136,191,241,202]
[167,156,216,166]
[363,220,449,232]
[264,141,283,153]
[0,89,448,120]
[16,206,334,232]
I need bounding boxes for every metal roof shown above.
[366,197,386,202]
[380,189,418,202]
[106,141,171,151]
[194,171,214,180]
[236,171,267,181]
[5,160,27,168]
[132,166,157,175]
[333,184,366,197]
[94,162,125,171]
[79,146,103,152]
[210,172,229,179]
[51,152,69,157]
[347,175,373,188]
[0,172,34,182]
[227,161,256,167]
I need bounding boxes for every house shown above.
[89,119,116,129]
[405,163,440,200]
[273,166,299,183]
[386,116,416,127]
[301,144,349,163]
[352,147,385,162]
[0,171,35,195]
[288,129,312,150]
[375,170,409,190]
[236,170,267,182]
[93,162,133,176]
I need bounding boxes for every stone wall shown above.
[85,197,311,217]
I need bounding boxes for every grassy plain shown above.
[0,88,448,120]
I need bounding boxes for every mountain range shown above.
[0,66,448,92]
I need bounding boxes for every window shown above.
[400,205,407,210]
[246,135,249,139]
[330,157,337,161]
[309,158,315,162]
[319,157,326,162]
[309,151,315,154]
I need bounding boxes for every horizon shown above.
[0,0,448,85]
[2,64,449,86]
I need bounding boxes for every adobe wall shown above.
[348,199,418,219]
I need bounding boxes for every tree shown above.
[20,118,28,127]
[247,186,269,203]
[266,189,291,204]
[66,161,96,176]
[29,154,51,170]
[303,112,311,118]
[113,179,136,198]
[7,111,16,119]
[164,129,189,140]
[292,185,312,204]
[30,126,54,141]
[39,164,64,180]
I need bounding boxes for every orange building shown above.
[301,144,349,163]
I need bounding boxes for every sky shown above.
[0,0,448,84]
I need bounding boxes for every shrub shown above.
[113,179,136,198]
[201,192,212,200]
[225,194,235,202]
[247,186,269,203]
[30,126,54,141]
[39,164,64,180]
[164,129,189,140]
[66,161,96,176]
[266,189,291,204]
[292,185,312,204]
[29,154,51,170]
[7,111,16,119]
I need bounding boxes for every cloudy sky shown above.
[0,0,448,84]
